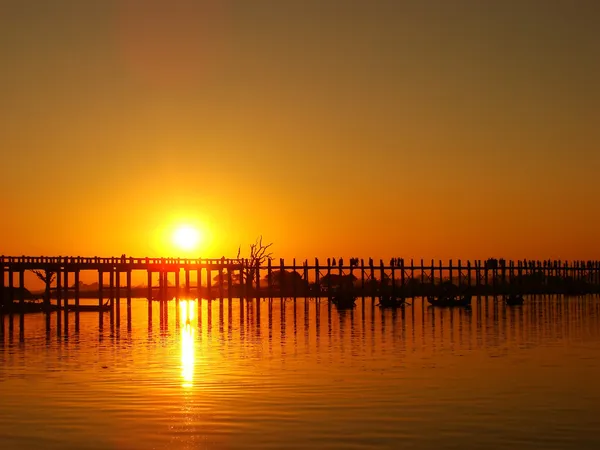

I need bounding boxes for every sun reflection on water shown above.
[180,300,196,388]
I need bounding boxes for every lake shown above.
[1,296,600,449]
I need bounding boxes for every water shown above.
[1,296,600,449]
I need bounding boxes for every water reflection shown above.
[2,296,600,450]
[180,299,196,388]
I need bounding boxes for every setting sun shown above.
[172,225,201,252]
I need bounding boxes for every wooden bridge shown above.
[2,255,600,339]
[1,255,600,312]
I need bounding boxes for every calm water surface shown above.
[1,296,600,449]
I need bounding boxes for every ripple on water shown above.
[1,297,600,449]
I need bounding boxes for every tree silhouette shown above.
[30,269,55,307]
[240,236,273,291]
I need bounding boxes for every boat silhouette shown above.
[378,295,408,308]
[505,294,524,306]
[427,294,472,307]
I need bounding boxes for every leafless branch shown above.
[239,235,274,288]
[30,269,55,285]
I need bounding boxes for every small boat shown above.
[0,302,56,314]
[505,294,524,306]
[378,295,407,308]
[66,303,111,312]
[152,294,174,301]
[330,292,356,309]
[427,294,471,307]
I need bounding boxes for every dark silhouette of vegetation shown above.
[239,236,273,291]
[30,269,55,307]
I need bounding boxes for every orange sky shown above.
[1,0,599,263]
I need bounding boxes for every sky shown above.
[1,0,599,263]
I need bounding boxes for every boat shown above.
[378,295,407,308]
[152,294,174,301]
[427,294,472,307]
[505,294,524,306]
[330,292,356,309]
[0,301,56,314]
[66,303,111,312]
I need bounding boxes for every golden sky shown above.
[1,0,599,261]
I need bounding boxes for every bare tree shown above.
[240,236,273,291]
[30,269,55,307]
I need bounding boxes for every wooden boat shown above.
[330,292,356,309]
[427,294,471,307]
[505,294,524,306]
[378,295,407,308]
[0,301,56,314]
[66,303,111,312]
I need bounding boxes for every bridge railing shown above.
[0,256,245,265]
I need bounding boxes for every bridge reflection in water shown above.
[1,296,600,449]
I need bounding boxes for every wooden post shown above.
[74,270,80,313]
[115,270,121,326]
[369,258,375,297]
[400,258,406,291]
[18,270,25,314]
[0,264,4,311]
[18,269,25,338]
[449,259,453,287]
[439,260,443,286]
[360,258,364,294]
[227,268,232,300]
[379,259,385,295]
[218,264,224,300]
[164,271,169,301]
[349,258,355,290]
[420,259,425,285]
[410,258,414,291]
[484,261,489,290]
[147,270,152,320]
[431,259,435,288]
[147,270,152,300]
[206,267,212,301]
[327,258,332,297]
[457,259,462,287]
[98,270,104,306]
[267,259,273,299]
[280,258,286,298]
[185,268,190,297]
[56,266,62,329]
[467,260,472,287]
[158,270,163,303]
[109,269,114,312]
[126,270,132,325]
[303,260,308,297]
[175,268,181,300]
[197,268,202,299]
[316,258,321,296]
[391,259,396,297]
[292,258,297,299]
[63,269,69,326]
[256,262,261,299]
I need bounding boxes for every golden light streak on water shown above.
[180,300,196,388]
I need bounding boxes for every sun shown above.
[172,225,202,252]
